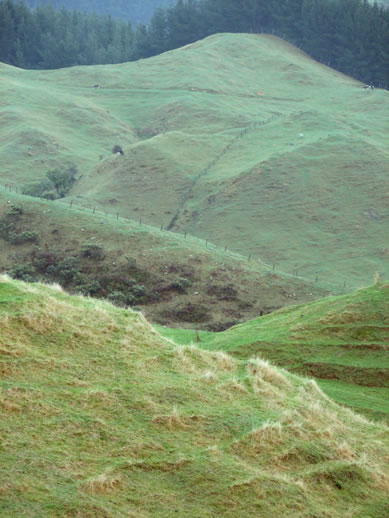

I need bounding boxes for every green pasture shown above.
[159,284,389,421]
[1,34,388,289]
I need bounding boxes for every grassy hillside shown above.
[1,33,388,287]
[0,188,330,330]
[0,276,388,517]
[162,284,389,421]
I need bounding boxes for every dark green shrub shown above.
[129,283,145,299]
[171,277,192,293]
[41,192,57,201]
[22,179,55,198]
[80,243,105,260]
[8,264,38,282]
[8,231,39,245]
[6,205,23,217]
[107,291,128,307]
[112,144,124,155]
[0,220,15,240]
[47,257,80,282]
[46,164,77,198]
[76,279,102,296]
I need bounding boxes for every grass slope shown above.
[1,34,388,287]
[0,276,388,517]
[0,188,330,330]
[164,284,389,421]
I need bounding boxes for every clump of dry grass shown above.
[174,346,237,376]
[211,351,237,371]
[81,389,116,407]
[152,405,188,429]
[82,471,122,493]
[247,358,291,389]
[199,369,218,383]
[251,421,283,445]
[218,377,248,394]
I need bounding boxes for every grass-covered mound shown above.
[0,276,388,517]
[174,283,389,421]
[1,33,388,286]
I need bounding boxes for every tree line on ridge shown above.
[1,0,388,87]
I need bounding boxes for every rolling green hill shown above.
[1,33,388,289]
[161,283,389,421]
[0,188,330,330]
[0,276,388,517]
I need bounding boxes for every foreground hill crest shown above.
[0,276,388,517]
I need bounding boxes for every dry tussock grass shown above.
[0,398,21,412]
[152,405,205,429]
[218,377,248,395]
[211,351,237,371]
[174,346,205,374]
[0,346,22,356]
[199,369,218,383]
[0,314,9,328]
[82,389,117,408]
[251,376,284,401]
[0,361,19,378]
[174,346,237,376]
[248,358,291,389]
[82,471,122,493]
[251,421,283,445]
[122,313,168,353]
[336,441,356,461]
[129,458,190,473]
[206,445,222,457]
[230,471,294,493]
[232,421,285,457]
[152,405,188,429]
[319,309,363,325]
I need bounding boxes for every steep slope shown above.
[0,276,388,517]
[1,34,388,287]
[168,284,389,420]
[0,188,330,330]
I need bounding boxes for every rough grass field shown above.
[0,188,331,330]
[161,283,389,422]
[1,33,388,287]
[0,276,388,517]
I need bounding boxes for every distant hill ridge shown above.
[1,33,388,287]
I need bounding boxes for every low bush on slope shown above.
[0,277,388,517]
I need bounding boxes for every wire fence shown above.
[0,183,371,294]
